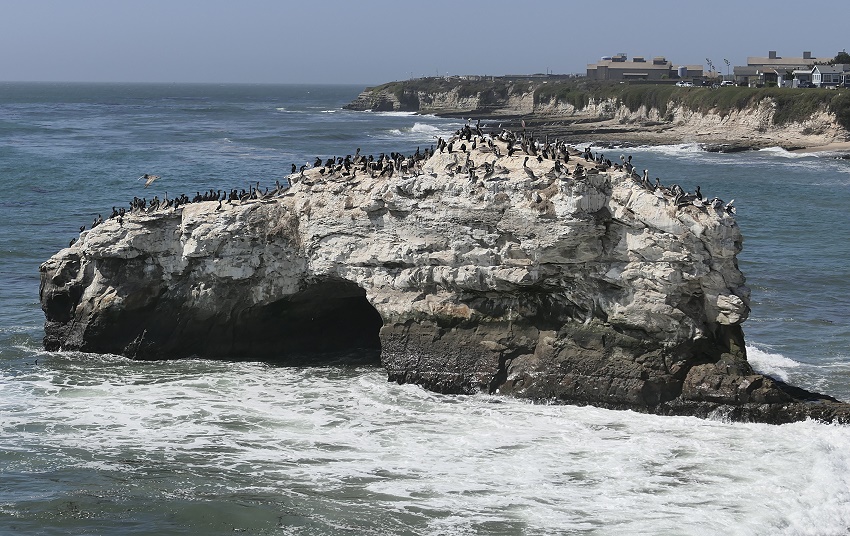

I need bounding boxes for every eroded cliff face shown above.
[345,84,848,147]
[40,140,850,423]
[344,85,535,116]
[533,99,847,148]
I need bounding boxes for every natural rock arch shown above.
[46,264,384,364]
[150,276,385,363]
[39,138,850,423]
[234,277,383,362]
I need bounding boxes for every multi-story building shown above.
[811,64,846,87]
[733,51,830,87]
[586,54,703,81]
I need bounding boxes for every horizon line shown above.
[0,79,382,86]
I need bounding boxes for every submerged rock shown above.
[40,138,850,424]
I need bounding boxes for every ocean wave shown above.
[274,107,310,114]
[637,143,705,156]
[371,111,418,117]
[382,123,449,140]
[747,345,801,382]
[756,146,808,158]
[759,146,850,160]
[410,122,440,133]
[576,142,706,158]
[3,357,850,534]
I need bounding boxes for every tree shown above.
[834,49,850,64]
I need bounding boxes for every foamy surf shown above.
[2,352,849,535]
[747,345,801,382]
[757,146,809,158]
[380,122,456,143]
[410,122,441,133]
[371,110,419,117]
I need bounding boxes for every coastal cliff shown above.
[345,78,850,150]
[40,136,850,424]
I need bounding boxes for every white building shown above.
[811,65,844,87]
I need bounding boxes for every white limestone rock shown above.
[41,137,778,419]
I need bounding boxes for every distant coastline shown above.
[345,77,850,153]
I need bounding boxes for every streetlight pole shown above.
[723,59,730,81]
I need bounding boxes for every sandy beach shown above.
[791,141,850,153]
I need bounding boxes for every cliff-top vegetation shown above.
[534,79,850,129]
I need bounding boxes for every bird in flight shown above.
[139,174,161,188]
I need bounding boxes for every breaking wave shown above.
[747,345,801,382]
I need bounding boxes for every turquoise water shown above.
[2,83,850,534]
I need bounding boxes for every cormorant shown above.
[523,157,536,180]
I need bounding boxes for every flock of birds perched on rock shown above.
[69,120,735,248]
[289,145,435,183]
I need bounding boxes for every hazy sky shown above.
[1,0,846,86]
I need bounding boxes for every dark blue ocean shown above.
[1,83,849,535]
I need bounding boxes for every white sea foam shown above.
[578,143,707,161]
[639,142,705,156]
[757,146,808,158]
[747,345,801,382]
[410,122,440,134]
[383,122,452,141]
[2,353,849,534]
[372,111,419,117]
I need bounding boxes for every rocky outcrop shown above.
[40,139,850,424]
[345,84,534,116]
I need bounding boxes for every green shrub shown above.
[533,84,592,109]
[829,91,850,130]
[771,89,833,126]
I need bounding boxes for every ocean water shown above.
[1,82,849,535]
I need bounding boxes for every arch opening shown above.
[232,278,384,364]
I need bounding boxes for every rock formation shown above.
[345,80,850,150]
[40,135,850,424]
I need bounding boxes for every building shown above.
[811,65,844,87]
[734,50,830,86]
[746,50,830,70]
[586,54,703,81]
[792,69,813,86]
